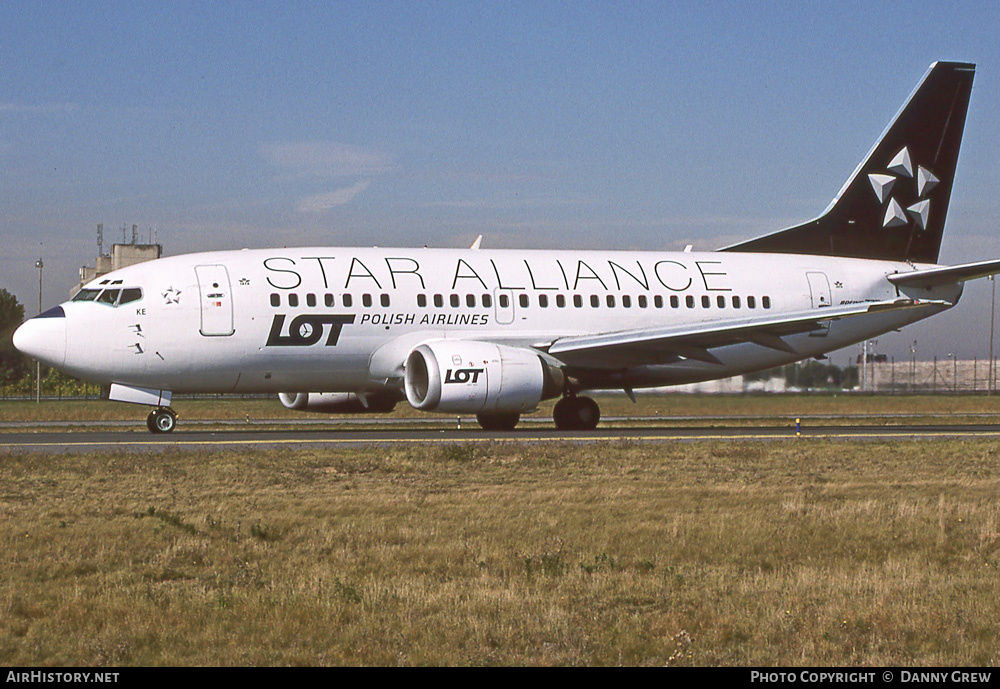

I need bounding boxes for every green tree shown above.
[0,288,29,386]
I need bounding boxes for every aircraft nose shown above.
[12,306,67,369]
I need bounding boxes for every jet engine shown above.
[278,391,399,414]
[404,340,563,414]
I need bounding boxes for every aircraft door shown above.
[494,288,515,325]
[806,272,832,309]
[195,264,235,336]
[806,271,832,338]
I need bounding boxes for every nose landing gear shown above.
[146,407,178,434]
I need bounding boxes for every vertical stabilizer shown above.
[723,61,975,263]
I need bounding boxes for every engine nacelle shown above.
[278,391,399,414]
[404,340,563,414]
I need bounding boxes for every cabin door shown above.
[806,271,832,337]
[195,264,235,336]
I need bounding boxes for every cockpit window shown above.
[119,288,143,305]
[97,289,121,305]
[73,286,143,307]
[73,289,101,302]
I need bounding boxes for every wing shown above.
[539,298,948,369]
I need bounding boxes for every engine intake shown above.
[404,340,563,414]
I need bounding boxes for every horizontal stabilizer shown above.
[888,258,1000,289]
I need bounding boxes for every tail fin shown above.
[723,61,975,263]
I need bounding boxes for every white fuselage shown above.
[32,247,959,396]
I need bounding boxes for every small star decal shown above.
[239,278,250,286]
[834,281,843,289]
[162,286,182,304]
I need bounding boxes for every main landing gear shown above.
[474,395,600,432]
[476,412,521,431]
[146,407,177,434]
[552,394,600,431]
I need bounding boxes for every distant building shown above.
[855,353,889,364]
[71,224,162,297]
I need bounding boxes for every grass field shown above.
[2,438,999,666]
[4,393,1000,430]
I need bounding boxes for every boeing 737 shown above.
[14,61,998,433]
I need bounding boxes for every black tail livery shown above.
[724,61,975,263]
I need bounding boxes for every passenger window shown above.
[417,294,427,307]
[686,295,695,308]
[467,294,476,307]
[732,296,741,308]
[343,294,353,307]
[669,295,678,308]
[622,296,631,308]
[574,295,583,308]
[482,294,492,308]
[325,294,335,307]
[638,295,647,308]
[519,294,529,308]
[381,294,390,307]
[606,295,615,308]
[701,296,710,308]
[747,296,756,309]
[362,294,373,307]
[762,296,771,309]
[307,293,316,307]
[289,294,299,307]
[556,295,566,308]
[434,294,443,307]
[499,294,509,308]
[270,293,280,307]
[717,295,726,308]
[591,295,600,308]
[450,294,460,307]
[539,295,548,308]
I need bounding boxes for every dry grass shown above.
[2,439,999,666]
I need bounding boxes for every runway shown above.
[5,422,1000,453]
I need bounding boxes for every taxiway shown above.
[4,423,1000,453]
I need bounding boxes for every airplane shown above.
[14,61,1000,434]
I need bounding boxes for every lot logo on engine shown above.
[266,314,356,346]
[445,368,485,384]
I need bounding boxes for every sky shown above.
[3,0,1000,365]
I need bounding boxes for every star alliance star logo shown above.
[868,146,939,232]
[162,286,182,304]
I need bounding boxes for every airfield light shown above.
[990,276,996,394]
[35,258,43,403]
